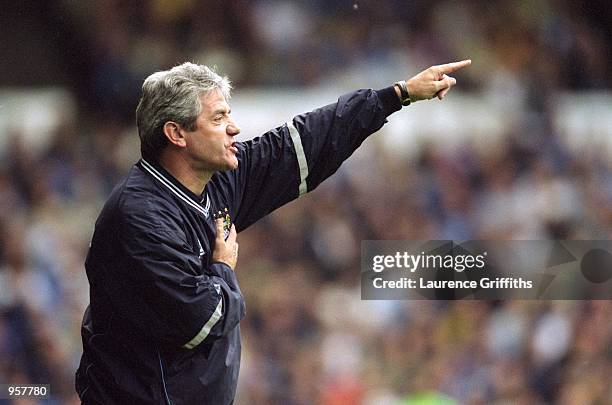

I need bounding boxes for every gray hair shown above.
[136,62,232,160]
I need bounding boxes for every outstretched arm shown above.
[229,60,471,231]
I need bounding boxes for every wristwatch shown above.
[394,80,411,106]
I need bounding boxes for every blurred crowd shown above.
[1,0,611,404]
[10,0,609,122]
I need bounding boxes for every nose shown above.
[227,122,240,137]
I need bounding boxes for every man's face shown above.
[183,89,240,172]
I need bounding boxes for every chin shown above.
[226,158,239,171]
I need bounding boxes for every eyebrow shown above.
[212,108,231,116]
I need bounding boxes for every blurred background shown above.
[0,0,611,404]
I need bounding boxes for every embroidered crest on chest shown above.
[213,207,232,239]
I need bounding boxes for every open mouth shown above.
[228,142,238,154]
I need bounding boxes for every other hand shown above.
[212,219,238,270]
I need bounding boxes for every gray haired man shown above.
[76,59,470,404]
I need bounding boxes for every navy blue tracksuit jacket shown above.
[76,87,401,404]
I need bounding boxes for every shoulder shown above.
[104,166,185,236]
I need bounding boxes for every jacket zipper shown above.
[157,349,173,405]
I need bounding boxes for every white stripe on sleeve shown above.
[287,122,309,196]
[182,298,223,349]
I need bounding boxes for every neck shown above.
[157,151,213,196]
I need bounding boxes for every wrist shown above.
[394,80,411,106]
[212,260,235,271]
[393,84,402,101]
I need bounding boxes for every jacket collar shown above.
[138,158,210,218]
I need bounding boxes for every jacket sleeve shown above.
[95,200,246,349]
[232,86,401,231]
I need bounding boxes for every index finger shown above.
[215,218,225,239]
[435,59,471,74]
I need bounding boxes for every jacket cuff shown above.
[376,85,403,115]
[210,262,239,290]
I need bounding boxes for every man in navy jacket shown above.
[76,60,470,404]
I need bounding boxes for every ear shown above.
[163,121,187,148]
